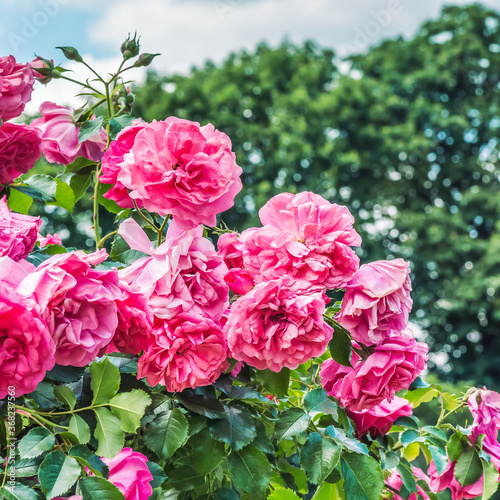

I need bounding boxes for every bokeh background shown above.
[2,0,500,391]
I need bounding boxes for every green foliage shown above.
[38,450,81,499]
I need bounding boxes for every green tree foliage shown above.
[133,4,500,385]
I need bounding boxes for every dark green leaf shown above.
[208,405,256,451]
[228,446,271,497]
[90,357,120,405]
[54,385,76,410]
[93,407,125,459]
[0,482,39,500]
[144,409,189,459]
[18,427,55,459]
[28,382,59,410]
[190,429,226,475]
[340,453,384,500]
[177,390,225,418]
[147,461,167,489]
[80,476,125,499]
[328,320,352,367]
[39,450,81,499]
[401,429,423,446]
[213,487,240,500]
[70,172,93,202]
[69,445,109,478]
[165,466,204,491]
[78,116,104,143]
[454,446,483,487]
[393,415,420,429]
[98,183,124,214]
[397,462,418,497]
[304,388,338,419]
[300,432,341,484]
[14,456,43,478]
[45,365,85,383]
[256,368,290,397]
[447,432,465,463]
[422,425,447,442]
[275,408,311,442]
[63,156,96,173]
[428,444,449,476]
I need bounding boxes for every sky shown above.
[1,0,499,112]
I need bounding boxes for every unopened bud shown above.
[121,33,140,60]
[56,46,84,63]
[29,57,56,84]
[133,53,160,68]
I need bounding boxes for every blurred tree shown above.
[135,4,499,385]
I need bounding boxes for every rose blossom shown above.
[102,117,242,228]
[321,333,428,411]
[467,388,500,442]
[0,56,34,121]
[19,250,119,366]
[138,313,229,392]
[38,233,63,247]
[0,122,42,184]
[0,257,55,399]
[0,196,41,261]
[224,268,255,295]
[384,468,431,499]
[336,259,412,345]
[101,448,153,500]
[241,192,361,291]
[28,57,54,85]
[217,231,246,269]
[224,277,333,372]
[32,102,107,165]
[348,396,413,437]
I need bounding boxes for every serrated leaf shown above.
[109,389,151,432]
[325,426,369,455]
[455,446,483,487]
[7,188,32,214]
[14,456,43,478]
[39,450,81,500]
[68,414,91,444]
[275,408,311,442]
[90,357,120,405]
[177,389,226,418]
[79,476,125,499]
[442,392,459,411]
[70,172,93,202]
[64,157,96,173]
[53,177,75,212]
[208,405,257,451]
[18,427,55,459]
[404,387,440,408]
[393,415,420,429]
[214,487,240,500]
[340,453,384,500]
[397,462,418,497]
[401,429,423,446]
[147,461,167,489]
[422,425,447,442]
[93,407,125,459]
[228,446,271,497]
[165,466,204,491]
[190,429,226,475]
[54,385,76,410]
[267,487,301,500]
[328,320,352,367]
[304,388,338,419]
[482,459,500,500]
[402,442,420,462]
[25,174,57,201]
[69,444,109,478]
[0,482,39,500]
[300,433,341,484]
[29,381,59,410]
[45,365,85,383]
[144,408,189,459]
[78,116,104,143]
[256,368,290,397]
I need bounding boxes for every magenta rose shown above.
[217,231,246,269]
[241,192,361,291]
[0,122,42,184]
[468,388,500,442]
[103,117,242,227]
[224,277,333,372]
[321,333,428,411]
[32,102,107,165]
[21,250,119,366]
[0,257,55,399]
[336,259,412,346]
[385,468,431,500]
[224,268,255,295]
[101,448,153,500]
[348,396,413,437]
[138,313,229,392]
[0,56,34,121]
[0,196,41,261]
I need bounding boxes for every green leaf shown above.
[482,459,500,500]
[68,414,91,444]
[340,453,384,500]
[401,429,423,446]
[53,177,75,212]
[165,466,204,491]
[99,183,124,214]
[69,445,109,478]
[177,390,226,418]
[304,388,338,419]
[404,387,440,408]
[38,450,81,500]
[311,482,343,500]
[454,446,483,487]
[29,381,59,409]
[300,433,341,484]
[144,408,189,459]
[0,482,39,500]
[93,407,125,459]
[147,461,167,489]
[256,368,290,397]
[228,446,271,497]
[7,188,32,214]
[275,408,311,442]
[18,427,56,459]
[328,320,352,367]
[63,156,96,173]
[422,425,447,442]
[190,429,226,475]
[69,172,93,202]
[428,444,449,475]
[442,392,459,411]
[79,476,125,499]
[14,456,43,478]
[325,426,369,455]
[393,415,420,429]
[25,174,57,201]
[396,462,418,497]
[78,116,104,143]
[267,487,301,500]
[109,389,151,433]
[447,432,465,463]
[208,405,257,451]
[54,385,76,410]
[214,487,240,500]
[45,365,85,383]
[90,357,120,405]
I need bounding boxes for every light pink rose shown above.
[336,259,412,346]
[0,196,41,260]
[348,396,413,437]
[118,219,229,321]
[224,268,255,295]
[0,257,55,399]
[32,102,107,165]
[102,448,153,500]
[468,388,500,443]
[38,233,63,247]
[225,277,333,372]
[104,117,242,227]
[385,468,431,499]
[242,192,361,291]
[138,313,229,392]
[217,231,245,269]
[0,122,42,184]
[321,333,428,411]
[20,250,119,366]
[0,56,34,121]
[100,121,146,209]
[106,279,153,355]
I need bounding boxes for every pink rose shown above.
[138,313,229,392]
[321,334,428,411]
[100,121,146,209]
[0,257,55,399]
[106,279,153,355]
[385,468,431,499]
[0,56,34,121]
[20,250,119,366]
[38,233,63,247]
[468,388,500,442]
[102,448,153,500]
[28,57,54,85]
[336,259,412,346]
[242,192,361,291]
[217,231,246,269]
[224,268,255,295]
[32,102,107,165]
[348,396,413,437]
[0,196,41,260]
[103,118,242,227]
[225,277,333,372]
[118,219,229,322]
[0,122,42,184]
